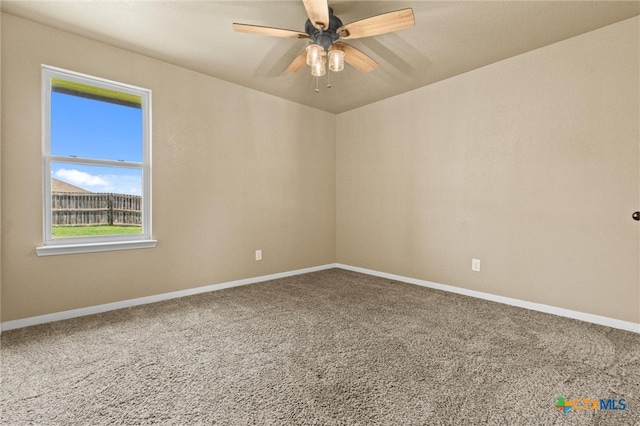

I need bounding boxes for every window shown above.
[37,66,155,256]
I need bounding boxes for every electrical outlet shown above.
[255,250,262,261]
[472,258,481,272]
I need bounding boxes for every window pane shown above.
[50,88,143,162]
[51,163,142,238]
[41,66,152,252]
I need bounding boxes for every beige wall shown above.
[2,13,638,326]
[1,14,336,321]
[337,17,640,323]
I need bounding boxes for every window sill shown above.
[36,240,157,256]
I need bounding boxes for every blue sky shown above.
[51,91,143,195]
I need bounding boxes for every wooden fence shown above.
[52,192,142,226]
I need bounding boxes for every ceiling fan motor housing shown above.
[304,8,343,52]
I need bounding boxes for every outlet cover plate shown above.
[472,259,481,272]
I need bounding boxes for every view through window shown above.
[40,66,153,254]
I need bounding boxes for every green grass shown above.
[52,225,142,238]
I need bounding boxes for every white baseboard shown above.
[336,264,640,334]
[3,262,638,334]
[0,263,339,332]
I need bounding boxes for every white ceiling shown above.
[2,1,639,113]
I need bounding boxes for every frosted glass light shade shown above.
[328,49,345,72]
[311,59,326,77]
[306,44,324,66]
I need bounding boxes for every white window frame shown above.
[37,65,156,256]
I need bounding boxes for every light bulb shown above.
[311,58,326,77]
[328,49,345,72]
[306,44,324,66]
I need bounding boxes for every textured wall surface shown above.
[337,17,639,323]
[1,14,336,321]
[2,13,638,326]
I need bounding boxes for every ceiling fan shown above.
[233,0,414,88]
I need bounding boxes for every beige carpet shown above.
[1,268,638,425]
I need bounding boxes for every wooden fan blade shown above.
[233,23,309,39]
[337,8,414,39]
[334,42,378,73]
[284,50,308,73]
[303,0,329,30]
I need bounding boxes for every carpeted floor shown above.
[1,268,639,425]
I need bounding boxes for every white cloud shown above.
[54,168,141,195]
[55,169,108,188]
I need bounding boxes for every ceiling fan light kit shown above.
[311,57,327,77]
[328,49,345,72]
[233,0,414,92]
[305,44,324,66]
